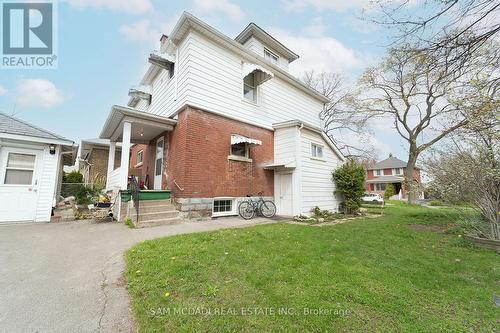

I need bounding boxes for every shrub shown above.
[75,185,97,205]
[332,160,366,214]
[384,184,396,200]
[429,199,443,206]
[63,170,84,183]
[124,218,135,229]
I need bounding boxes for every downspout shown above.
[293,122,304,216]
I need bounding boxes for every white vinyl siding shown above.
[141,36,190,117]
[35,145,60,222]
[274,126,297,164]
[300,129,341,214]
[168,31,322,129]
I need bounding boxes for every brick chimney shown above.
[160,34,168,45]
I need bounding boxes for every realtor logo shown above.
[1,0,57,69]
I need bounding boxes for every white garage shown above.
[0,112,77,223]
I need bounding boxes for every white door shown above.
[154,137,164,190]
[0,148,42,222]
[278,173,293,216]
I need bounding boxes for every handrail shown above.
[173,179,184,191]
[130,176,140,223]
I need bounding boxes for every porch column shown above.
[106,141,116,189]
[119,122,132,189]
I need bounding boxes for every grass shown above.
[125,203,499,332]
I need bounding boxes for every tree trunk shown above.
[405,144,419,204]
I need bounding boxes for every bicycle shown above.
[238,192,276,219]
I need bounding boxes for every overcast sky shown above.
[0,0,410,161]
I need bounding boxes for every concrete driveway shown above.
[0,218,274,333]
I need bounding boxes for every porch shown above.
[99,105,177,191]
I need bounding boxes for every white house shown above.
[0,112,77,223]
[99,12,345,221]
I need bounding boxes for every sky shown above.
[0,0,410,161]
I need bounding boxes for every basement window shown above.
[212,198,237,217]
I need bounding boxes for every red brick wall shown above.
[166,107,274,198]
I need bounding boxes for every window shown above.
[3,153,35,185]
[374,183,387,191]
[243,73,257,103]
[212,198,236,217]
[136,150,143,165]
[393,168,403,175]
[169,62,175,78]
[375,169,382,176]
[311,143,324,159]
[231,142,248,158]
[264,48,279,64]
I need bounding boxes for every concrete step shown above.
[138,199,173,207]
[139,204,177,214]
[137,217,183,228]
[138,211,179,221]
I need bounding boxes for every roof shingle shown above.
[0,112,70,142]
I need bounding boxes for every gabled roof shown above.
[0,112,73,145]
[235,23,299,62]
[367,156,407,170]
[273,120,346,162]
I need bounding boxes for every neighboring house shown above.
[366,154,422,199]
[0,112,77,223]
[99,12,345,219]
[78,138,122,186]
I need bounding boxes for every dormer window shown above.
[264,48,279,64]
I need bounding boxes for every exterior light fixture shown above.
[49,144,56,155]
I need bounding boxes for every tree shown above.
[354,45,480,203]
[384,184,396,200]
[301,70,374,158]
[332,160,366,214]
[369,0,499,69]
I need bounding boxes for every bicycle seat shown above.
[246,194,251,197]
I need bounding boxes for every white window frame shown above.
[311,143,324,160]
[375,169,382,176]
[136,150,143,167]
[212,197,237,217]
[243,73,258,104]
[393,168,402,175]
[1,151,37,186]
[228,141,252,163]
[375,183,387,191]
[264,48,279,64]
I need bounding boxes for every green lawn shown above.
[126,203,499,332]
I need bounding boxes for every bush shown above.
[429,199,443,206]
[332,160,366,214]
[384,184,396,200]
[75,185,98,205]
[63,170,84,183]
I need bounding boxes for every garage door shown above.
[0,148,42,222]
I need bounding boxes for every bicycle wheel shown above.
[238,201,255,220]
[260,200,276,218]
